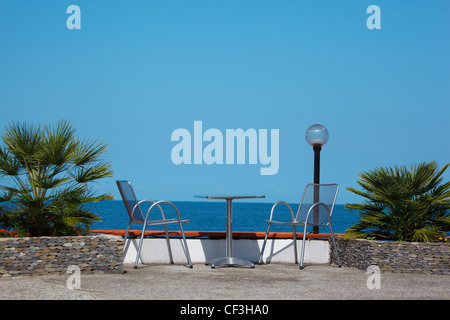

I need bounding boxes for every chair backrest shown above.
[116,180,145,223]
[295,184,339,226]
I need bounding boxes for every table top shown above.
[195,195,265,200]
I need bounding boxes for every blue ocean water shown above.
[87,200,360,234]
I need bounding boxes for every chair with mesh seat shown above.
[259,183,341,269]
[116,180,193,269]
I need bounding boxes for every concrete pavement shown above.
[0,263,449,300]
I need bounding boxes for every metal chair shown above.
[116,180,193,269]
[259,183,341,269]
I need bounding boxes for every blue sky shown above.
[0,0,449,204]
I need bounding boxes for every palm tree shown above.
[0,120,113,236]
[345,161,450,242]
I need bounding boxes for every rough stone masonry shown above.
[0,234,124,277]
[329,237,450,275]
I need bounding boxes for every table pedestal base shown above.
[206,257,255,268]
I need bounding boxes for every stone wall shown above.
[329,237,450,275]
[0,234,124,277]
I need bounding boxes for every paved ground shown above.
[0,263,449,300]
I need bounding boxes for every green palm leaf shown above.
[346,161,450,242]
[0,120,114,236]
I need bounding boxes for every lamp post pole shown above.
[313,146,321,234]
[305,124,329,235]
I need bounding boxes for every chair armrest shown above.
[267,201,295,223]
[304,202,331,226]
[131,199,161,222]
[137,200,184,224]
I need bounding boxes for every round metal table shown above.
[195,195,265,268]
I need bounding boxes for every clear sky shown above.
[0,1,449,204]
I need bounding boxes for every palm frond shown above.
[0,120,114,236]
[346,162,450,242]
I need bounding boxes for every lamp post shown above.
[305,124,329,234]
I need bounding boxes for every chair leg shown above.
[293,226,298,264]
[124,221,131,242]
[259,224,271,264]
[329,223,341,268]
[124,221,132,252]
[300,224,308,269]
[163,225,174,264]
[178,222,193,268]
[134,224,147,269]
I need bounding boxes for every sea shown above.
[87,200,360,234]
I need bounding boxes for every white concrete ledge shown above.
[123,238,330,264]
